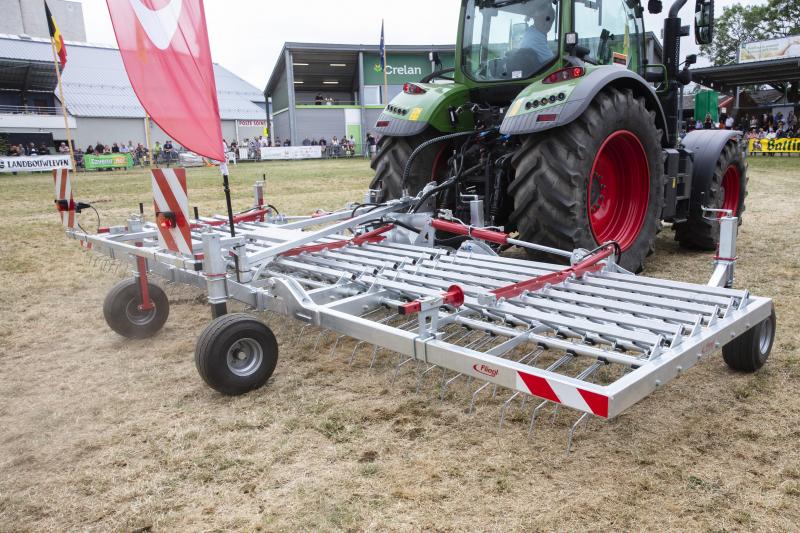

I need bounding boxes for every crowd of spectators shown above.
[5,141,56,156]
[685,110,799,138]
[225,133,378,159]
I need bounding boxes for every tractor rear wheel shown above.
[510,87,664,272]
[674,142,746,250]
[369,130,451,200]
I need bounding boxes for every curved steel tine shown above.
[528,399,549,437]
[368,344,380,368]
[415,364,438,393]
[313,330,327,352]
[566,412,590,453]
[349,341,366,365]
[498,392,520,428]
[469,381,491,413]
[329,334,346,357]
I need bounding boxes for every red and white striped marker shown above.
[151,168,192,255]
[53,168,75,229]
[516,371,609,418]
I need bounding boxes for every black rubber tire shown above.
[510,87,664,272]
[195,313,279,396]
[103,278,169,339]
[723,309,776,372]
[674,142,747,250]
[369,130,449,200]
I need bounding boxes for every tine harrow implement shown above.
[57,175,776,451]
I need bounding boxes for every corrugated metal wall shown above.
[74,117,146,150]
[295,108,347,144]
[273,112,290,143]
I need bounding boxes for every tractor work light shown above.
[403,83,427,95]
[543,66,585,84]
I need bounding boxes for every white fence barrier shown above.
[0,155,71,172]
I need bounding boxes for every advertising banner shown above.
[748,138,800,153]
[0,155,71,173]
[260,146,323,160]
[84,153,134,170]
[740,36,800,63]
[363,52,455,85]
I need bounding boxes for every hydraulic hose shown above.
[401,131,476,191]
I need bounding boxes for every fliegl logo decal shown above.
[473,363,499,378]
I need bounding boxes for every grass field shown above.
[1,158,798,531]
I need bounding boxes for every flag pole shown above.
[144,113,154,167]
[49,39,76,171]
[382,23,389,105]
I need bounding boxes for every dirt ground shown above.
[0,158,798,532]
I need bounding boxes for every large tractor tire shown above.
[510,87,665,273]
[369,130,451,200]
[674,141,747,250]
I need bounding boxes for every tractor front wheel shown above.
[510,87,664,272]
[674,141,747,250]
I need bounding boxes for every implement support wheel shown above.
[195,314,279,396]
[103,278,169,339]
[723,309,776,372]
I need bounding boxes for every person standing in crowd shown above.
[94,141,104,155]
[153,141,162,162]
[367,133,377,158]
[111,142,120,153]
[85,144,95,155]
[315,93,324,105]
[58,142,69,154]
[283,138,291,147]
[725,114,734,130]
[788,111,797,131]
[302,137,311,146]
[703,113,714,129]
[119,142,129,154]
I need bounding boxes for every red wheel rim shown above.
[720,165,741,217]
[587,131,650,251]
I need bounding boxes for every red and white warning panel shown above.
[53,168,75,229]
[151,168,192,255]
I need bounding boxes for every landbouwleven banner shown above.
[84,153,134,170]
[748,138,800,153]
[0,155,71,172]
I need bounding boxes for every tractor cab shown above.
[458,0,646,88]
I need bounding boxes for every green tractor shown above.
[370,0,745,272]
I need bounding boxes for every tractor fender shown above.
[373,83,472,137]
[681,129,742,185]
[500,66,669,145]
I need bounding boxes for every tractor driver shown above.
[518,0,556,71]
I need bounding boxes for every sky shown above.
[75,0,765,90]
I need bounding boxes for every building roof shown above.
[692,57,800,91]
[0,34,265,120]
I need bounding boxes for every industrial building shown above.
[264,43,455,149]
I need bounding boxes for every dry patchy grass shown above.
[0,158,798,531]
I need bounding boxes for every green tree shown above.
[700,0,800,66]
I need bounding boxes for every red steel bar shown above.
[399,284,465,315]
[280,225,395,257]
[491,247,615,301]
[431,219,509,245]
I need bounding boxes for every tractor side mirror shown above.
[695,0,715,45]
[643,64,668,85]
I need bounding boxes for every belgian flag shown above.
[45,2,67,70]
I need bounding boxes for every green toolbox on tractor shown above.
[371,0,744,273]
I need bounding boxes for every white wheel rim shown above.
[226,338,264,377]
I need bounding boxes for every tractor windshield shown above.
[462,0,560,82]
